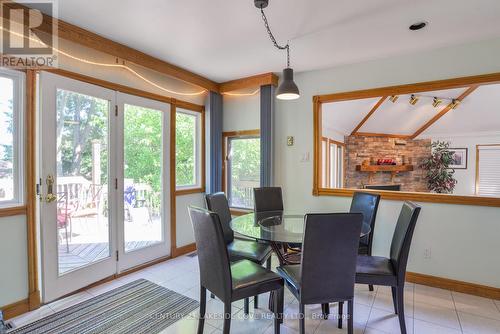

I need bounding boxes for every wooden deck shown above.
[58,240,158,274]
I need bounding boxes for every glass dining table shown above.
[230,211,371,265]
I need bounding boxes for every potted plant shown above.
[420,141,457,193]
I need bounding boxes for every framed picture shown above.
[449,148,468,169]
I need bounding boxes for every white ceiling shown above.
[424,84,500,136]
[322,84,500,137]
[43,0,500,82]
[322,97,380,135]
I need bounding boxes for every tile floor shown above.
[9,254,500,334]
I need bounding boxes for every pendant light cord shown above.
[260,8,290,68]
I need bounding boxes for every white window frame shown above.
[476,145,500,197]
[175,108,202,190]
[0,68,25,208]
[322,138,344,189]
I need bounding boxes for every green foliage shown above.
[420,141,457,194]
[1,98,13,162]
[175,112,196,186]
[229,137,260,208]
[124,105,162,192]
[57,89,108,183]
[57,91,200,205]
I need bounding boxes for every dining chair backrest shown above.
[254,187,284,212]
[349,192,380,247]
[205,192,234,244]
[389,201,421,283]
[188,206,232,301]
[299,213,363,304]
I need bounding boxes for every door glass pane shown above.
[56,89,110,275]
[124,104,163,253]
[228,137,260,209]
[0,77,14,202]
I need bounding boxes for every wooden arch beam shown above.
[351,96,387,135]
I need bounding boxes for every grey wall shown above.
[223,93,260,132]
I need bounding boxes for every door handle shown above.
[46,175,57,203]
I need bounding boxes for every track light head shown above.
[450,99,461,109]
[409,94,419,105]
[432,97,443,108]
[389,95,399,103]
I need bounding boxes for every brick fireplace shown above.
[344,135,431,192]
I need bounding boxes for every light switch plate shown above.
[287,136,294,146]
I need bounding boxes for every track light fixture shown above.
[450,99,461,109]
[409,94,419,105]
[432,97,443,108]
[389,95,399,103]
[255,0,300,100]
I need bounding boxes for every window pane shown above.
[124,104,163,252]
[175,112,197,187]
[0,77,14,202]
[228,137,260,209]
[56,89,110,275]
[477,146,500,197]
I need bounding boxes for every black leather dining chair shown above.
[205,192,272,311]
[188,206,284,334]
[352,201,421,334]
[254,187,284,212]
[277,213,363,334]
[350,191,381,291]
[254,187,301,252]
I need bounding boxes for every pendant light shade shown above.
[276,68,300,100]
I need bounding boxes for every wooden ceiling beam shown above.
[220,73,278,93]
[350,96,387,135]
[3,2,219,92]
[410,85,478,139]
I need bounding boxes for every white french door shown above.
[39,73,170,302]
[116,92,170,271]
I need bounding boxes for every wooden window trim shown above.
[313,72,500,207]
[171,103,206,255]
[174,107,206,192]
[0,205,27,217]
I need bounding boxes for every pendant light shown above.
[255,0,300,100]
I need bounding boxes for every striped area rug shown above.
[10,279,199,334]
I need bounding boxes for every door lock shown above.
[46,175,57,203]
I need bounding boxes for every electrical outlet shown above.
[424,248,432,259]
[300,152,310,162]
